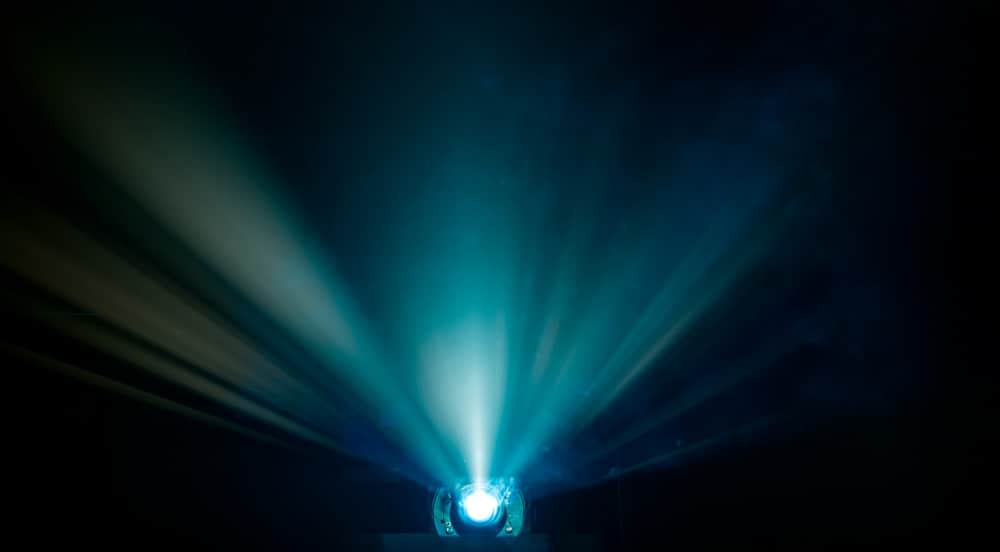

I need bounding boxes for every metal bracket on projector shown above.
[498,485,526,538]
[432,487,459,537]
[432,479,527,538]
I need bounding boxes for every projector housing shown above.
[432,478,527,537]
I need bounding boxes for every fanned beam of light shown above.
[4,344,299,453]
[0,211,353,456]
[497,177,785,484]
[611,414,780,478]
[26,55,460,487]
[575,306,818,469]
[15,35,817,494]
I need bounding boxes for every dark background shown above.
[3,1,988,550]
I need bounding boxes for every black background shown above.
[3,1,988,550]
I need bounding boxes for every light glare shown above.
[463,489,499,523]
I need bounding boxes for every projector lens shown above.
[463,489,499,523]
[433,478,526,537]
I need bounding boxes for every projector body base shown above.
[362,533,602,551]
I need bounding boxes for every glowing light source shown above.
[462,488,499,523]
[435,479,525,537]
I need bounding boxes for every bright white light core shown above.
[463,489,499,523]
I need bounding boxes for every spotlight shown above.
[432,478,527,537]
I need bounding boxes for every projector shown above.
[432,478,527,537]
